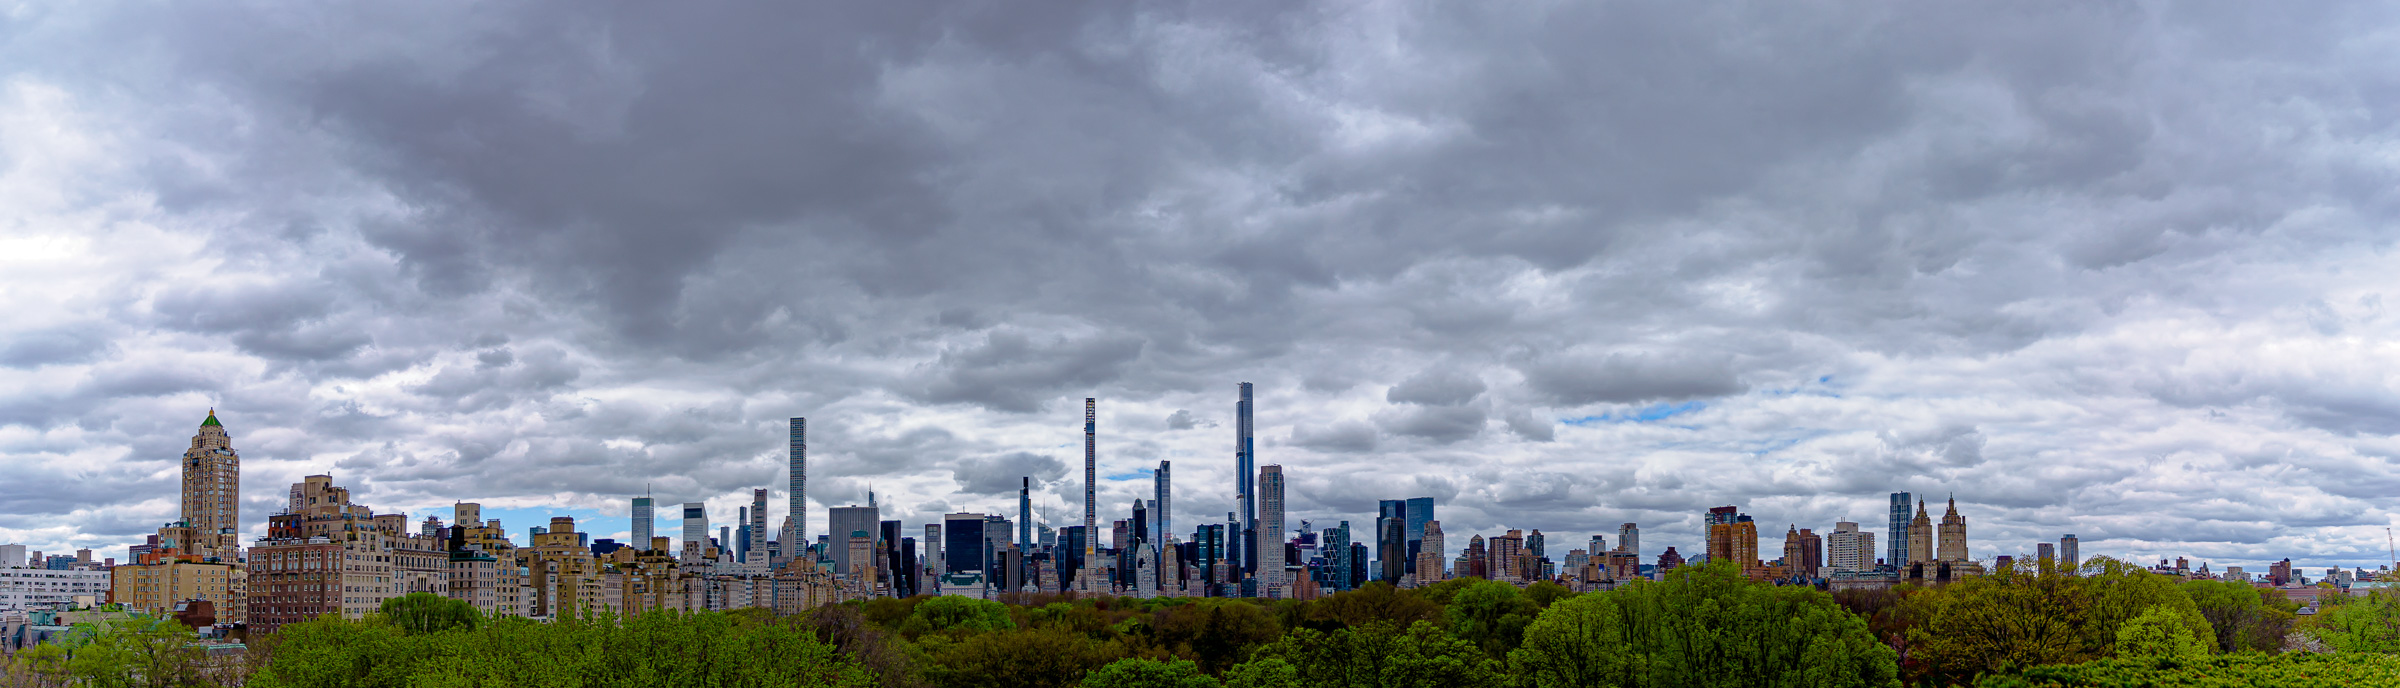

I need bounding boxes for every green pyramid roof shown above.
[201,410,220,427]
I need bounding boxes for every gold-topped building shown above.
[181,410,242,563]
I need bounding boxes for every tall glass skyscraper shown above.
[682,502,707,556]
[1405,496,1435,568]
[631,496,654,548]
[1887,492,1913,569]
[1235,383,1256,578]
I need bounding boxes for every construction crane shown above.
[2387,527,2395,580]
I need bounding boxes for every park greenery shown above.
[9,556,2400,686]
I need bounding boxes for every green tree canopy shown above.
[377,592,481,635]
[1080,657,1221,688]
[1509,561,1898,688]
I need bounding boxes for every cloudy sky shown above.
[4,1,2398,572]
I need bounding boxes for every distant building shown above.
[2060,534,2080,571]
[1826,522,1873,574]
[1887,492,1913,574]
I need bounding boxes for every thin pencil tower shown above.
[1236,382,1256,578]
[1082,398,1098,589]
[789,417,807,560]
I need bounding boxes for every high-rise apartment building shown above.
[2037,542,2056,564]
[1826,522,1873,573]
[1235,383,1256,579]
[180,410,242,562]
[1887,492,1912,569]
[1258,465,1285,592]
[1907,501,1933,565]
[1415,521,1446,583]
[2059,534,2080,571]
[749,489,768,565]
[1155,460,1173,544]
[1781,526,1821,579]
[631,496,654,550]
[1618,523,1639,557]
[1937,496,1969,562]
[1018,478,1033,549]
[1081,398,1100,591]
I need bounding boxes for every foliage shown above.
[1295,582,1442,633]
[2113,606,2209,660]
[1521,581,1575,608]
[247,608,873,688]
[1902,556,2215,685]
[916,627,1116,688]
[1974,652,2400,687]
[1081,657,1221,688]
[2307,589,2400,653]
[909,596,1018,635]
[0,615,235,688]
[376,592,481,636]
[1234,621,1503,688]
[1508,561,1898,688]
[1445,579,1539,657]
[2180,579,2294,653]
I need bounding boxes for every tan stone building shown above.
[179,411,243,563]
[110,554,243,622]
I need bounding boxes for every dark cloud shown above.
[3,0,2399,570]
[1520,352,1746,406]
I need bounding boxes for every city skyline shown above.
[8,2,2400,575]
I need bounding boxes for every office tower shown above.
[631,496,654,549]
[1887,492,1912,568]
[1377,500,1406,574]
[1235,383,1256,577]
[944,513,988,577]
[925,524,942,575]
[828,504,880,578]
[682,502,708,556]
[180,410,242,562]
[1156,460,1173,543]
[789,418,807,556]
[1019,478,1033,549]
[1908,501,1933,565]
[1526,530,1546,558]
[1416,521,1446,582]
[2060,534,2080,570]
[882,520,907,595]
[1324,523,1352,591]
[899,536,919,595]
[1618,523,1639,557]
[737,507,750,562]
[1132,500,1150,546]
[1195,524,1224,588]
[1378,517,1405,583]
[1258,465,1285,590]
[1937,496,1969,562]
[1826,522,1870,573]
[984,515,1012,576]
[720,526,731,556]
[2037,542,2055,563]
[1405,497,1434,568]
[749,489,768,565]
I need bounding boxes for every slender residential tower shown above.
[1258,465,1285,591]
[749,488,768,565]
[1019,478,1033,549]
[1155,460,1172,543]
[1235,382,1256,576]
[1083,398,1098,571]
[789,418,807,557]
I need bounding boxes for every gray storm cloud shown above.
[1,1,2397,570]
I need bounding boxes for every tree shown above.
[1299,582,1443,633]
[920,626,1116,688]
[911,596,1018,634]
[1509,561,1898,688]
[1236,621,1503,688]
[1080,658,1221,688]
[1445,580,1538,657]
[2310,589,2400,653]
[2182,579,2294,653]
[1522,581,1575,608]
[57,615,216,688]
[2114,605,2209,659]
[377,592,480,635]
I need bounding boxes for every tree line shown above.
[8,556,2400,687]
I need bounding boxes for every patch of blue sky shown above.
[1105,468,1157,481]
[1562,401,1708,426]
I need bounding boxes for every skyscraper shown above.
[1018,478,1032,549]
[789,418,808,558]
[1416,521,1446,582]
[631,496,654,551]
[2037,542,2056,564]
[1235,383,1256,578]
[682,502,708,557]
[180,410,242,562]
[1937,496,1969,562]
[1155,460,1172,544]
[944,513,987,578]
[1405,496,1435,569]
[1618,523,1639,557]
[828,504,880,578]
[1908,501,1934,565]
[737,506,750,562]
[1827,521,1873,573]
[1377,500,1406,577]
[1258,465,1285,591]
[749,489,768,565]
[2059,534,2080,571]
[1081,398,1099,590]
[1887,492,1912,569]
